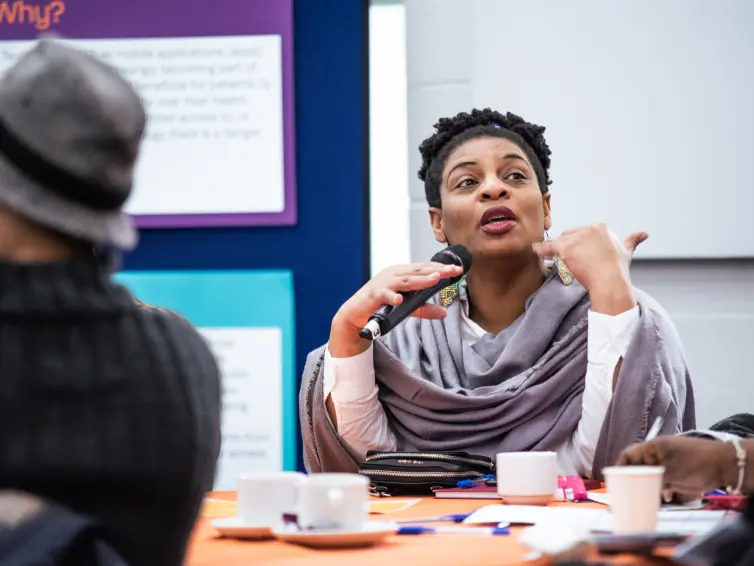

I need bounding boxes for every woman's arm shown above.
[558,226,642,476]
[320,262,458,458]
[562,306,639,476]
[323,343,398,459]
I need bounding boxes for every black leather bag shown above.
[358,450,495,496]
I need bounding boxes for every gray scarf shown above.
[300,270,695,479]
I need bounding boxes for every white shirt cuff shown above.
[323,344,377,401]
[587,305,640,364]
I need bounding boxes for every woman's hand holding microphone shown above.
[328,262,464,358]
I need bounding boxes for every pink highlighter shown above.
[554,475,590,502]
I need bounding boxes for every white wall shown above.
[629,260,754,428]
[369,3,410,275]
[404,0,754,426]
[405,0,472,262]
[471,0,754,258]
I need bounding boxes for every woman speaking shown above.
[300,108,694,478]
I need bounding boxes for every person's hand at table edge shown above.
[616,436,754,501]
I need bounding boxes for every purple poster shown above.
[0,0,296,227]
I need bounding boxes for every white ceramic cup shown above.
[603,466,664,533]
[496,451,558,505]
[237,471,307,527]
[297,473,369,531]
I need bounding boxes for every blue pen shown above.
[457,474,496,489]
[397,525,510,536]
[705,489,727,496]
[395,513,471,524]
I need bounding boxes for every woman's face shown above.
[429,136,551,261]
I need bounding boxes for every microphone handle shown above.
[358,295,416,341]
[359,274,463,341]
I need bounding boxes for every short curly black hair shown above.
[418,108,552,208]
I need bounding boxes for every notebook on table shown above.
[433,477,602,500]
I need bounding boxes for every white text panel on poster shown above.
[0,35,284,215]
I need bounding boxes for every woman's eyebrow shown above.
[447,161,476,178]
[446,153,530,182]
[503,153,529,165]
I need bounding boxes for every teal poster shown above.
[116,270,296,490]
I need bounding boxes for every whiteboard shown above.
[471,0,754,258]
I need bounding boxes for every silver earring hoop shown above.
[542,230,554,268]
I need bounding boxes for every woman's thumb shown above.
[624,231,649,253]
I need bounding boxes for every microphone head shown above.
[431,244,473,273]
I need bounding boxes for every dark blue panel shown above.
[122,0,370,471]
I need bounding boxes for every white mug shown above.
[496,451,558,505]
[237,471,307,527]
[297,473,369,531]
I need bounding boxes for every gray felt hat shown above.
[0,38,146,250]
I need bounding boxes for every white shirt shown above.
[323,291,639,478]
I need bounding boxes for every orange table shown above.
[186,492,657,566]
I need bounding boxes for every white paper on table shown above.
[463,505,604,527]
[591,510,731,535]
[588,492,705,511]
[587,493,611,505]
[463,505,729,536]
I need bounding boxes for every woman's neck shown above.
[465,255,547,335]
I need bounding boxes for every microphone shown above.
[359,244,473,341]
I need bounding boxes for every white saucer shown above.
[211,517,274,540]
[272,521,398,549]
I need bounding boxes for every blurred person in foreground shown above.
[0,491,126,565]
[618,426,754,566]
[618,420,754,499]
[0,39,221,565]
[300,108,694,478]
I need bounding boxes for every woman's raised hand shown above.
[533,224,648,315]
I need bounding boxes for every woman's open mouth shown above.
[479,206,518,235]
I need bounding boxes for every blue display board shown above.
[120,0,369,472]
[117,270,296,490]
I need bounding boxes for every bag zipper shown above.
[365,452,494,471]
[363,469,482,479]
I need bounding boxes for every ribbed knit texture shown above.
[0,254,222,566]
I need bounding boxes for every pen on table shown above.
[395,513,471,524]
[397,524,510,536]
[645,416,663,442]
[645,416,669,502]
[456,474,496,489]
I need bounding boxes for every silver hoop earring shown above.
[542,231,554,267]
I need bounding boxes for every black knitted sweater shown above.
[0,254,221,566]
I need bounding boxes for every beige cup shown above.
[496,451,558,505]
[603,466,664,533]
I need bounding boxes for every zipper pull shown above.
[369,484,391,497]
